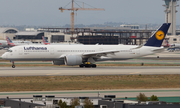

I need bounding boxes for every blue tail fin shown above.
[144,23,171,47]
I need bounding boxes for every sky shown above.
[0,0,178,26]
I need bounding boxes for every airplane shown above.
[162,39,180,52]
[42,36,50,45]
[162,39,171,47]
[167,43,180,52]
[0,40,8,49]
[6,36,32,46]
[1,23,170,68]
[6,36,15,46]
[170,43,180,48]
[0,37,32,50]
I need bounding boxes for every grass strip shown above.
[0,75,180,92]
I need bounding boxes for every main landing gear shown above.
[11,61,15,68]
[79,63,97,68]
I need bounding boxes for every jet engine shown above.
[64,55,82,66]
[52,60,64,65]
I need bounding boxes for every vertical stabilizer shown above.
[6,36,15,46]
[144,23,171,47]
[42,36,50,45]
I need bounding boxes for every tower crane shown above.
[59,0,105,32]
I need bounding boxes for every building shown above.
[120,25,139,29]
[44,32,72,43]
[99,99,180,108]
[0,28,18,40]
[163,0,179,35]
[0,96,102,108]
[75,27,152,45]
[1,95,180,108]
[14,31,44,43]
[167,35,180,43]
[0,27,154,45]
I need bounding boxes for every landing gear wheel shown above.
[12,61,15,68]
[12,65,15,68]
[80,62,97,68]
[91,64,97,68]
[85,64,91,68]
[79,64,84,68]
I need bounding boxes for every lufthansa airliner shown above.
[1,23,171,68]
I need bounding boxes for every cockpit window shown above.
[7,49,12,52]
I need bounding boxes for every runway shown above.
[0,66,180,76]
[0,89,180,98]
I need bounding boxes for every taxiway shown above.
[0,66,179,76]
[0,89,180,98]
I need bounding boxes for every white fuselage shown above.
[0,40,8,48]
[172,43,180,48]
[1,44,163,61]
[0,40,32,49]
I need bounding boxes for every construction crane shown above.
[59,0,105,32]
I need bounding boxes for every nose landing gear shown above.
[11,61,15,68]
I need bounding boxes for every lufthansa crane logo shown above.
[155,30,165,40]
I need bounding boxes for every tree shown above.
[58,99,68,108]
[149,95,159,101]
[83,98,94,108]
[58,100,63,107]
[70,98,80,108]
[136,93,149,101]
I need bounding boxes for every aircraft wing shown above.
[59,50,119,59]
[83,50,119,57]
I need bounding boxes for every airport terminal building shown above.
[14,31,44,43]
[0,28,18,40]
[1,95,180,108]
[0,26,176,45]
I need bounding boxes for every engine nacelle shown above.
[64,55,82,66]
[52,60,64,65]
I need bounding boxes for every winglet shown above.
[42,36,50,45]
[144,23,171,47]
[6,36,15,46]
